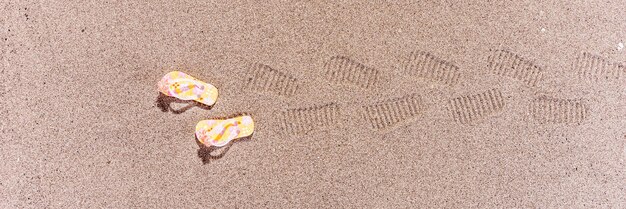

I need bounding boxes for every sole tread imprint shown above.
[574,52,625,82]
[243,63,299,97]
[279,102,340,135]
[323,56,381,89]
[487,49,544,87]
[448,88,505,124]
[403,51,461,86]
[529,96,589,124]
[361,93,425,130]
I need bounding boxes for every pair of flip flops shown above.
[158,71,255,147]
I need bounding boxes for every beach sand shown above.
[1,1,625,208]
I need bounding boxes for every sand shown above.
[1,1,625,208]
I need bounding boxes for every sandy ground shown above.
[1,0,625,208]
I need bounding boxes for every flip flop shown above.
[158,71,218,106]
[195,116,255,147]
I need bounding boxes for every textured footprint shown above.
[323,56,381,89]
[448,88,505,124]
[487,49,544,87]
[361,93,424,130]
[529,96,589,124]
[279,103,340,135]
[403,51,461,86]
[243,63,299,97]
[574,52,625,81]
